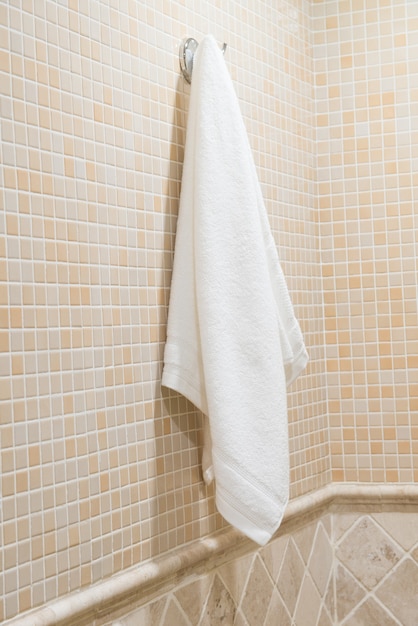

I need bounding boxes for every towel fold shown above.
[162,35,308,546]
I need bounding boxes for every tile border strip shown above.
[5,483,418,626]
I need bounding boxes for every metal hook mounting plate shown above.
[179,37,227,84]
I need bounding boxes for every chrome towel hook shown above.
[179,37,227,84]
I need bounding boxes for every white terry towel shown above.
[162,35,308,546]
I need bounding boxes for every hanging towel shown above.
[162,35,308,546]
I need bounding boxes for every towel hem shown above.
[213,448,288,546]
[216,484,286,546]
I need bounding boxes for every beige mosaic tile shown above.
[0,0,327,620]
[316,0,418,487]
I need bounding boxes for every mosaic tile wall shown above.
[107,509,418,626]
[313,0,418,483]
[0,0,327,621]
[2,0,418,622]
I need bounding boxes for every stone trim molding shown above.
[5,483,418,626]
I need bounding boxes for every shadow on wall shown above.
[147,78,223,557]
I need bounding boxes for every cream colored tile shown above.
[277,539,306,617]
[317,606,333,626]
[293,574,322,626]
[375,559,418,626]
[336,517,402,590]
[335,564,366,623]
[240,556,274,626]
[332,512,362,543]
[264,589,291,626]
[308,524,334,595]
[372,512,418,550]
[324,570,336,623]
[343,597,399,626]
[199,575,236,626]
[217,553,255,606]
[161,598,191,626]
[117,597,167,626]
[260,536,288,583]
[230,609,248,626]
[293,521,318,564]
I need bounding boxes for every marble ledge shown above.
[5,482,418,626]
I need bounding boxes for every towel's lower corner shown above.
[215,483,287,547]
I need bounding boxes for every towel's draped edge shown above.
[162,346,209,416]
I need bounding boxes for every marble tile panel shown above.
[276,539,306,617]
[336,516,402,589]
[174,575,213,625]
[292,521,318,564]
[335,564,366,623]
[332,512,363,543]
[372,512,418,551]
[240,556,274,626]
[308,523,333,596]
[115,597,166,626]
[317,606,333,626]
[199,575,236,626]
[217,553,255,607]
[161,599,191,626]
[232,609,248,626]
[293,574,321,626]
[264,589,291,626]
[260,535,288,584]
[375,558,418,626]
[321,514,332,539]
[342,597,399,626]
[324,572,336,623]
